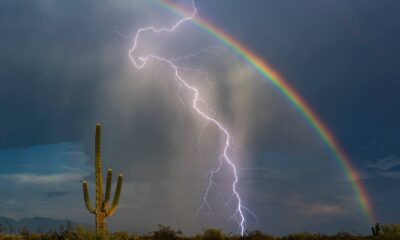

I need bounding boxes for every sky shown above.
[0,0,399,236]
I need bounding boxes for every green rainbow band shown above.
[154,0,376,224]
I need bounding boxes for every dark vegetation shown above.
[0,224,398,240]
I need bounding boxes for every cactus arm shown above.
[82,181,96,214]
[106,174,123,217]
[95,123,103,211]
[103,169,113,210]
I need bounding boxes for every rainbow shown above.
[153,0,376,224]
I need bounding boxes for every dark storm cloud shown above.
[0,0,164,148]
[197,0,400,138]
[0,1,99,147]
[0,0,399,235]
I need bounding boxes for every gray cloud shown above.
[1,173,83,185]
[45,191,70,198]
[368,156,400,171]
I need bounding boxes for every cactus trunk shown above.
[82,123,123,235]
[96,212,106,234]
[94,124,104,233]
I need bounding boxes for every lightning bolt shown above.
[129,0,253,235]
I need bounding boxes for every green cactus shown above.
[82,123,123,235]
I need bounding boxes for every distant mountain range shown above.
[0,216,92,233]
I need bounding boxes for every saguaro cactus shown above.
[371,222,381,236]
[82,123,123,234]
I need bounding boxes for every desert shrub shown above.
[0,234,22,240]
[152,225,182,240]
[283,232,326,240]
[109,231,140,240]
[72,226,96,240]
[244,230,275,240]
[381,224,400,237]
[0,235,18,240]
[19,228,30,240]
[200,229,225,240]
